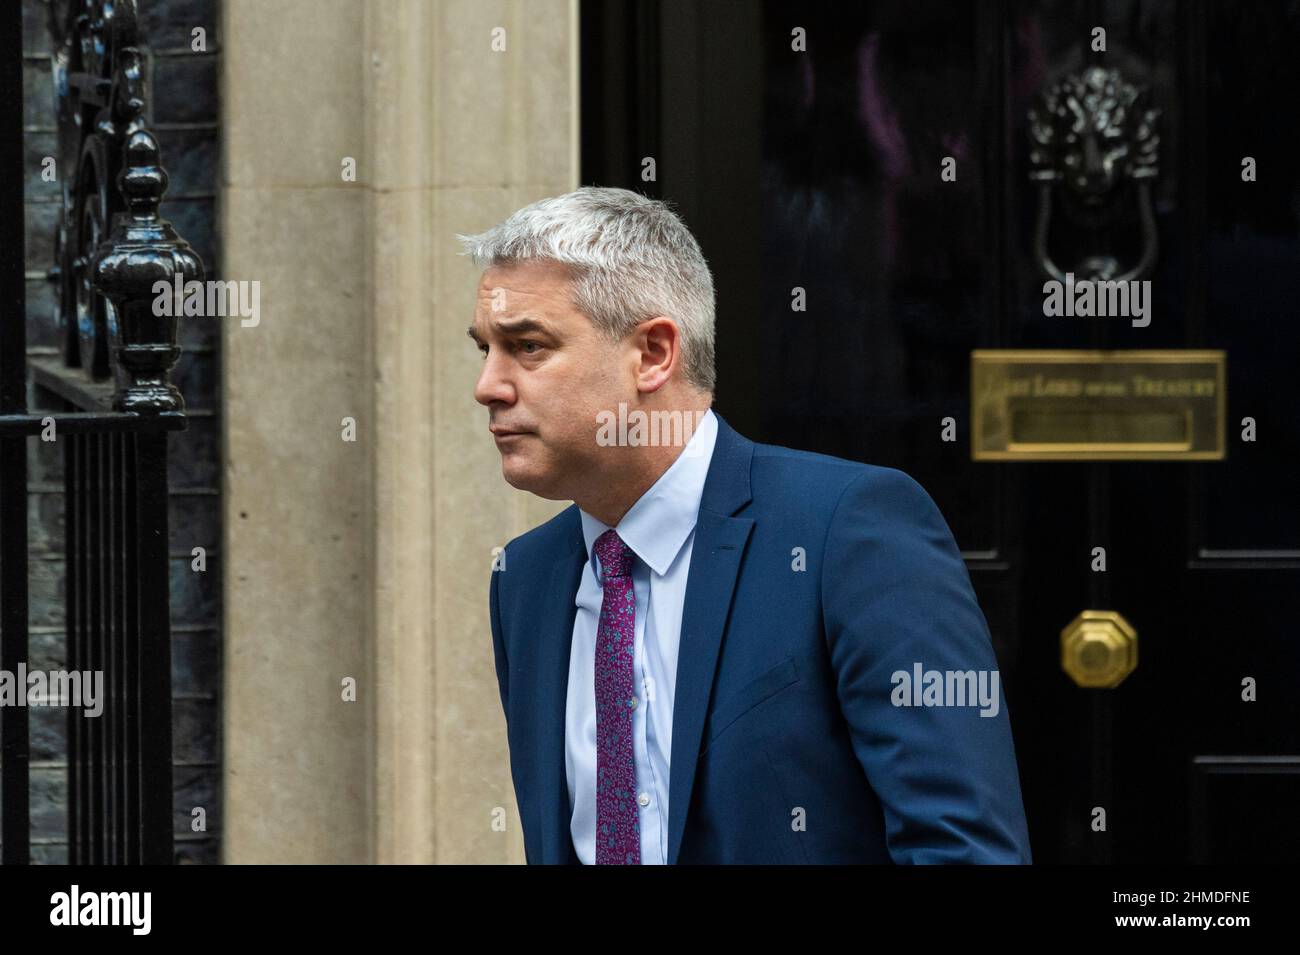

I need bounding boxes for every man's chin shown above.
[500,458,539,489]
[500,463,566,501]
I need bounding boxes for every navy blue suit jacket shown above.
[489,410,1033,864]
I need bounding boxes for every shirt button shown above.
[638,791,651,807]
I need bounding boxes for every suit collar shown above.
[696,409,754,518]
[535,409,755,863]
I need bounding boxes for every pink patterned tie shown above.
[593,529,641,864]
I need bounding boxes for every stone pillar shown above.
[221,0,577,863]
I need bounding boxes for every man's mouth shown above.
[490,426,533,440]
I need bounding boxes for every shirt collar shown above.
[579,408,718,577]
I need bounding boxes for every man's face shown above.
[470,259,630,499]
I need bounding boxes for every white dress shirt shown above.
[565,408,719,864]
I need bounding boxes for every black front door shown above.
[581,0,1300,864]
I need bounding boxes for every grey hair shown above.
[455,186,716,395]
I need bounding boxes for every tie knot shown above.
[594,529,636,580]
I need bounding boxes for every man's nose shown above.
[474,349,515,407]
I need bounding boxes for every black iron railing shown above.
[0,0,201,864]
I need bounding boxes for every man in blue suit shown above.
[462,187,1032,864]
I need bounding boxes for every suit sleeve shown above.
[490,564,509,717]
[821,467,1033,864]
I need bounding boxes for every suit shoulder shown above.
[750,440,934,512]
[750,440,864,488]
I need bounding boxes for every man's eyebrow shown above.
[466,317,554,345]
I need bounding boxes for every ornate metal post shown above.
[29,0,202,865]
[92,130,203,413]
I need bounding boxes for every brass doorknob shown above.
[1061,610,1138,688]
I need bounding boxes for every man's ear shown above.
[634,317,679,393]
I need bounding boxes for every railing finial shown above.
[91,128,202,414]
[120,126,169,217]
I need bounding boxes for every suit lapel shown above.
[536,511,586,864]
[666,412,754,864]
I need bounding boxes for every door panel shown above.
[581,0,1300,863]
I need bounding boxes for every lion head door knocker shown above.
[1028,66,1160,282]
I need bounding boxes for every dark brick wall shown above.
[18,0,223,863]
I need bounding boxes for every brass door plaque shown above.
[971,350,1226,460]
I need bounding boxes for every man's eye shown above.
[519,340,542,354]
